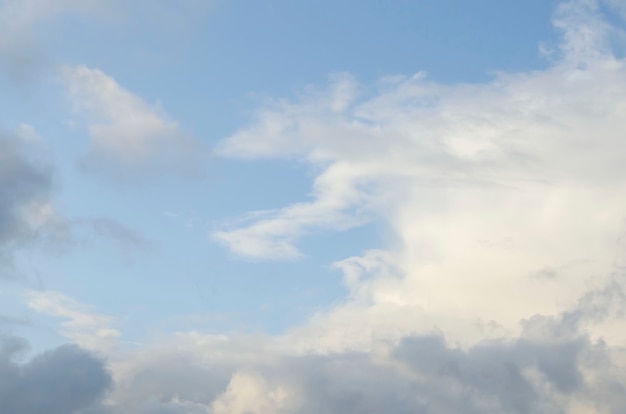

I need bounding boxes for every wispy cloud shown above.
[25,290,120,353]
[0,126,150,273]
[0,129,60,270]
[60,65,207,182]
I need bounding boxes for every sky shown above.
[2,0,626,412]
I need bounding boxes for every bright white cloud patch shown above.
[215,0,626,350]
[61,65,205,180]
[26,290,120,353]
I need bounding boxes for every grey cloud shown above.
[268,326,614,414]
[90,321,623,414]
[0,133,54,256]
[92,353,233,414]
[0,335,111,414]
[90,274,626,413]
[0,130,149,276]
[392,335,585,413]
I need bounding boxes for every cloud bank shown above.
[49,307,626,413]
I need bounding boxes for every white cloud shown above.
[211,371,294,414]
[212,162,373,260]
[61,65,206,181]
[25,290,120,353]
[214,0,626,348]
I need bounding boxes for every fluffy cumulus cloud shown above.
[214,0,626,348]
[60,65,206,181]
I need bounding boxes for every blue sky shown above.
[3,0,626,413]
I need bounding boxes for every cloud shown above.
[26,275,623,414]
[0,130,62,270]
[64,311,626,414]
[213,0,626,347]
[0,129,143,273]
[0,0,111,81]
[0,334,111,414]
[0,0,217,79]
[25,291,120,353]
[60,65,207,182]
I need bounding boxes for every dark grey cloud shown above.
[0,335,111,414]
